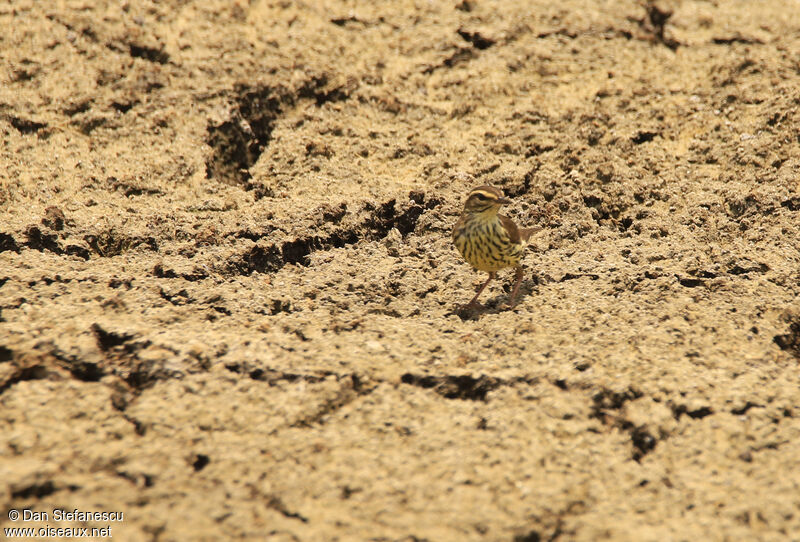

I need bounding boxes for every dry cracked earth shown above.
[2,0,800,540]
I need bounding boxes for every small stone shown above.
[383,228,402,257]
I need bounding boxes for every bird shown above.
[452,185,535,309]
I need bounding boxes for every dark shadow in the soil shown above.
[400,373,503,401]
[451,277,540,320]
[231,192,441,276]
[774,313,800,358]
[0,363,50,396]
[590,386,663,461]
[0,233,20,253]
[205,74,355,188]
[3,113,48,135]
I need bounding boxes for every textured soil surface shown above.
[2,0,800,540]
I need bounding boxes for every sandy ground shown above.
[2,0,800,540]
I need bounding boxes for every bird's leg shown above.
[464,272,495,309]
[506,266,525,308]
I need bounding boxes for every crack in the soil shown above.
[128,43,170,64]
[712,35,764,45]
[290,374,374,429]
[84,232,158,258]
[205,74,355,188]
[87,323,181,392]
[24,225,62,254]
[536,28,578,39]
[457,28,496,50]
[10,480,57,499]
[590,387,662,461]
[590,387,642,420]
[2,113,48,135]
[107,177,165,197]
[231,193,441,275]
[730,402,761,416]
[152,263,208,282]
[226,362,336,384]
[0,232,20,253]
[5,226,93,260]
[676,275,705,288]
[670,403,714,420]
[422,47,476,74]
[92,323,137,352]
[122,413,148,436]
[559,272,599,282]
[631,130,660,144]
[0,363,51,396]
[0,227,156,260]
[266,495,308,523]
[780,197,800,211]
[224,363,376,429]
[400,373,508,401]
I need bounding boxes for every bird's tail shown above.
[519,227,540,242]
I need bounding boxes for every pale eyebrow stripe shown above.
[469,190,497,199]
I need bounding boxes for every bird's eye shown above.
[474,194,488,201]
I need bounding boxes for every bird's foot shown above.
[500,297,521,311]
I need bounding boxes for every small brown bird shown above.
[452,185,535,309]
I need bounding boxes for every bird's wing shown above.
[498,214,521,244]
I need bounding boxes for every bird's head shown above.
[462,185,511,214]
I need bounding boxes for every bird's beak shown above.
[496,197,511,205]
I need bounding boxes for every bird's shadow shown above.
[448,279,538,321]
